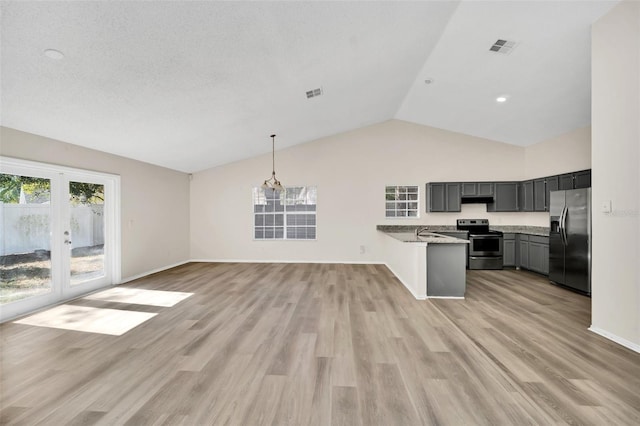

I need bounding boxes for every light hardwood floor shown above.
[1,263,639,425]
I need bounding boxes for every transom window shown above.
[253,186,317,240]
[385,185,419,218]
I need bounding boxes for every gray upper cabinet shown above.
[534,178,546,211]
[446,183,461,212]
[478,182,494,196]
[520,180,534,212]
[426,169,589,213]
[461,182,477,196]
[427,183,446,212]
[574,170,591,189]
[487,182,519,212]
[545,175,559,211]
[559,170,591,190]
[461,182,494,197]
[427,183,461,212]
[559,173,574,190]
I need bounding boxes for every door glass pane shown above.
[69,181,105,286]
[0,173,52,304]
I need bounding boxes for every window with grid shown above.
[385,185,419,218]
[253,186,317,240]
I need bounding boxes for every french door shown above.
[0,157,120,322]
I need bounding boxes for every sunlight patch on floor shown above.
[83,287,193,307]
[14,305,157,336]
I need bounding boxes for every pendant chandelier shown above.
[261,134,284,191]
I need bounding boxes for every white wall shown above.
[190,119,590,262]
[524,126,591,178]
[591,0,640,350]
[0,127,191,280]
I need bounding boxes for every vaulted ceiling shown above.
[0,1,617,173]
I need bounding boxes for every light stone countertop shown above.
[377,225,549,237]
[380,231,470,244]
[491,226,549,236]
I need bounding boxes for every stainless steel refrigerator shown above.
[549,188,591,294]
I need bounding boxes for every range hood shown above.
[460,195,495,204]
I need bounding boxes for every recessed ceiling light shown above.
[496,96,508,103]
[44,49,65,60]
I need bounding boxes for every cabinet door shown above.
[545,176,559,211]
[534,178,546,211]
[574,170,591,189]
[559,173,574,190]
[521,180,534,212]
[529,242,544,273]
[461,182,477,196]
[503,239,516,267]
[445,183,461,212]
[427,183,446,212]
[478,182,494,196]
[519,240,529,269]
[488,182,519,212]
[543,244,549,275]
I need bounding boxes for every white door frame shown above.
[0,157,121,322]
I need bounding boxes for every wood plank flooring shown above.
[1,263,639,425]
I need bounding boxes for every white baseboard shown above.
[120,260,191,284]
[190,258,385,265]
[427,296,465,300]
[588,326,640,353]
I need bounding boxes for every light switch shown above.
[601,200,612,213]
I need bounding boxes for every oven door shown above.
[469,234,503,257]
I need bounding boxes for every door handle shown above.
[560,206,568,246]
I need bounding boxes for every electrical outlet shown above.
[359,245,366,254]
[601,200,612,213]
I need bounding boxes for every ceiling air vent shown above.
[489,39,517,54]
[306,87,323,99]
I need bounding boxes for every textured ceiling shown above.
[0,1,618,173]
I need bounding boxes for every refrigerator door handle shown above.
[560,206,568,246]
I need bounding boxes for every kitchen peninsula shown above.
[377,228,468,299]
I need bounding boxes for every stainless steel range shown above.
[456,219,503,270]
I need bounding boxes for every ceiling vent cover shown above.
[306,87,323,99]
[489,39,517,54]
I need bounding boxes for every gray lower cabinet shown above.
[427,183,461,212]
[487,182,519,212]
[436,231,469,268]
[517,234,549,275]
[503,233,516,267]
[427,244,467,298]
[528,242,546,274]
[518,235,529,269]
